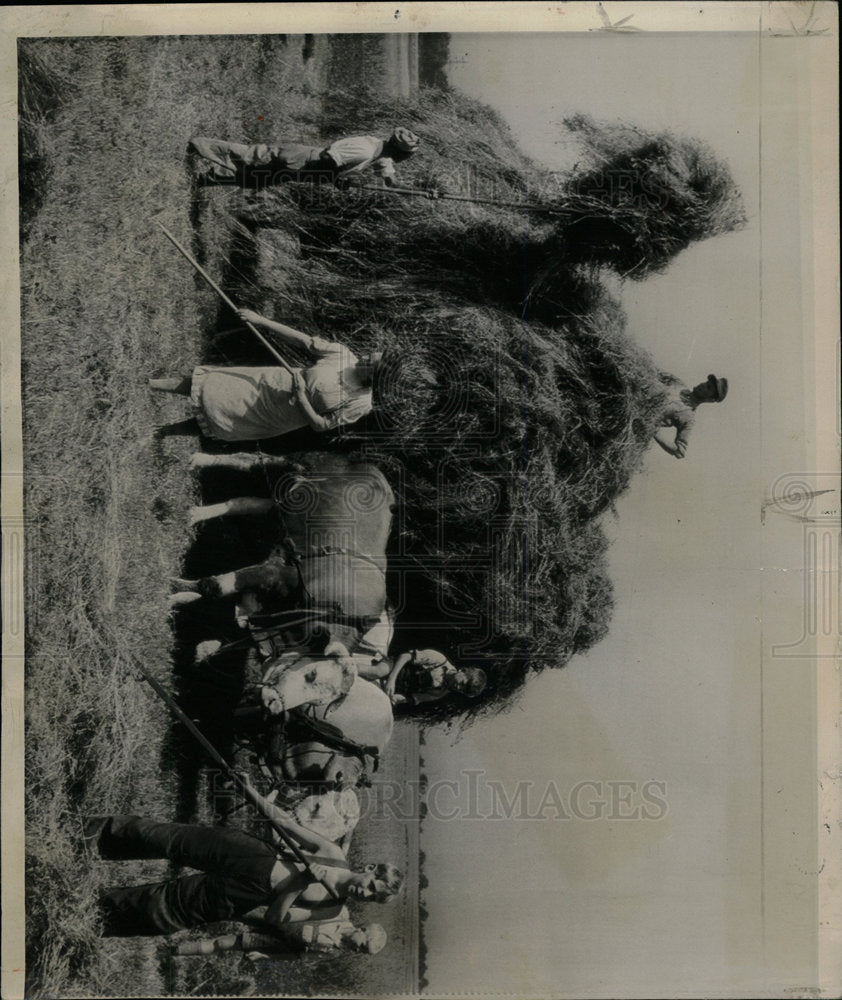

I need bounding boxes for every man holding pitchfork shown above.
[149,308,381,441]
[84,801,402,937]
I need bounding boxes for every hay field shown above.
[19,33,404,998]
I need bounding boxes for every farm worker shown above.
[243,908,388,958]
[356,648,487,707]
[173,912,387,958]
[84,805,403,937]
[653,373,728,460]
[149,308,378,441]
[188,127,420,188]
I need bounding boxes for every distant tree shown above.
[419,33,451,89]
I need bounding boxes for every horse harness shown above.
[278,537,386,612]
[199,605,380,665]
[215,474,388,785]
[278,707,381,776]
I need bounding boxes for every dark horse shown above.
[171,451,393,632]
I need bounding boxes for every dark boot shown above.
[154,418,202,439]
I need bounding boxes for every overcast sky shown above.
[419,28,820,997]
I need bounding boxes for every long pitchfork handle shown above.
[154,222,297,377]
[137,663,339,899]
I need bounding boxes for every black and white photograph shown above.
[2,3,839,998]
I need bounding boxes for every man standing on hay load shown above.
[187,127,420,189]
[654,373,728,459]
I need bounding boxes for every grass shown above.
[18,45,71,237]
[19,33,330,998]
[20,33,429,999]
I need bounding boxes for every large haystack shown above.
[190,88,734,718]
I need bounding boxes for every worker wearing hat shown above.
[654,373,729,459]
[188,126,420,190]
[172,915,388,959]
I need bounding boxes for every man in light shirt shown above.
[247,909,387,957]
[188,127,419,189]
[654,372,728,459]
[172,913,388,958]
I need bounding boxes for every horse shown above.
[266,676,395,789]
[255,639,355,716]
[173,451,395,788]
[170,452,394,636]
[239,650,394,791]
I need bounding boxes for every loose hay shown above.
[186,90,717,721]
[555,113,748,278]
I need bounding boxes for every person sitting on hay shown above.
[187,127,420,189]
[84,806,403,937]
[149,308,391,441]
[347,620,488,708]
[355,647,487,708]
[654,373,728,460]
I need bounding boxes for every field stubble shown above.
[19,34,337,998]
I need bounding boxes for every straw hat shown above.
[362,923,388,955]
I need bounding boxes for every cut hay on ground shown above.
[18,34,331,998]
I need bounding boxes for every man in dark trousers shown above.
[84,811,402,937]
[188,127,420,189]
